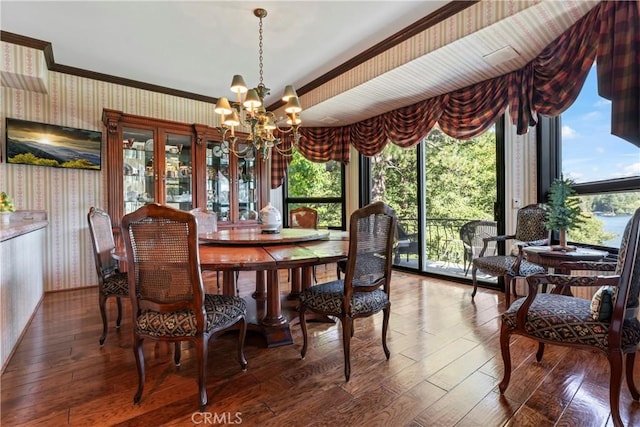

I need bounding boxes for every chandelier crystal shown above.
[214,8,302,160]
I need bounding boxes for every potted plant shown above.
[544,176,583,251]
[0,192,15,224]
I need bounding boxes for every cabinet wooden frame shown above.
[102,109,267,230]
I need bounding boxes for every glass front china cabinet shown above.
[205,139,259,224]
[103,109,266,229]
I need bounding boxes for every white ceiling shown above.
[1,1,599,127]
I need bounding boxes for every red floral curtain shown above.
[270,1,639,188]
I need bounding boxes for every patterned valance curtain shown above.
[270,1,639,189]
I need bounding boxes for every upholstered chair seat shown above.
[101,271,129,296]
[503,293,640,350]
[299,281,389,316]
[473,256,545,277]
[135,294,246,338]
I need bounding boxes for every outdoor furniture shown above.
[298,201,397,381]
[87,207,129,346]
[460,220,497,275]
[393,222,419,264]
[499,207,640,427]
[471,204,549,306]
[121,204,247,410]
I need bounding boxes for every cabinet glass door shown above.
[122,127,154,215]
[165,133,193,211]
[237,145,258,222]
[206,140,231,222]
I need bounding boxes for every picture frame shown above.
[5,118,102,170]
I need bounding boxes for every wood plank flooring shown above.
[2,266,640,426]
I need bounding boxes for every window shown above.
[560,65,640,248]
[283,151,346,229]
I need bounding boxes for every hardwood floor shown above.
[2,266,640,426]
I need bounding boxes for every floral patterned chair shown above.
[499,207,640,427]
[298,201,397,381]
[87,207,129,346]
[121,204,247,410]
[471,204,549,306]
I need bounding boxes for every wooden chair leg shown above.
[498,325,512,393]
[504,276,512,307]
[299,306,309,359]
[626,351,640,400]
[133,335,145,404]
[471,266,478,298]
[608,350,624,427]
[536,343,545,362]
[237,318,248,370]
[196,338,208,411]
[382,306,390,359]
[174,342,181,366]
[99,293,108,346]
[342,316,353,381]
[115,296,123,328]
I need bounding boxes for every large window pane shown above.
[285,151,345,229]
[561,65,640,249]
[562,67,640,184]
[370,143,419,267]
[424,128,497,279]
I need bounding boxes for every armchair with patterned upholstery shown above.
[499,207,640,427]
[471,204,549,306]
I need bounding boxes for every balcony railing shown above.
[394,217,496,282]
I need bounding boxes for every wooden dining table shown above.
[115,228,349,347]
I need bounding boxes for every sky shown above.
[561,65,640,184]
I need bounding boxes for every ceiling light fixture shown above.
[214,8,302,160]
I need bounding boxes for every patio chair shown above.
[298,201,397,381]
[121,204,247,410]
[393,222,419,264]
[499,207,640,427]
[460,220,497,275]
[471,204,549,306]
[87,207,129,346]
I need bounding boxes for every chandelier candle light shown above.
[215,8,302,160]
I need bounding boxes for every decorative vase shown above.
[259,202,281,234]
[1,212,12,225]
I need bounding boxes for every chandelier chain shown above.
[258,15,264,87]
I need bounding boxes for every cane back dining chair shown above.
[289,206,320,284]
[290,206,319,229]
[87,207,129,346]
[121,204,247,410]
[190,207,223,292]
[499,207,640,427]
[472,204,549,306]
[298,201,397,381]
[460,220,497,275]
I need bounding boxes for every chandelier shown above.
[214,8,302,160]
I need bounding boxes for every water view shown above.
[598,214,631,248]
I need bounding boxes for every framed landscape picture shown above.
[5,118,102,170]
